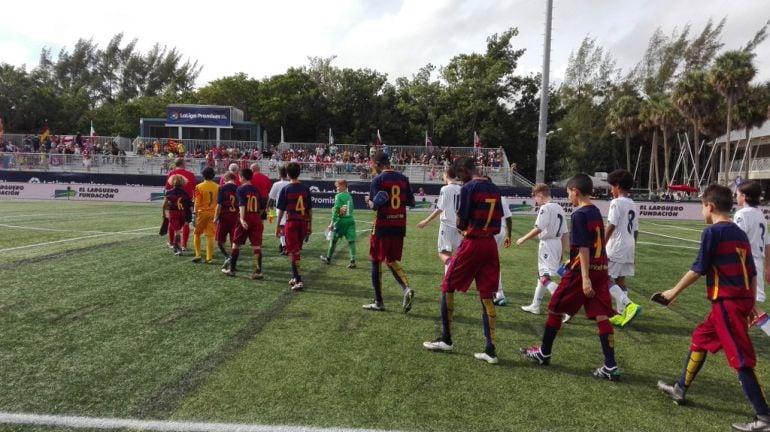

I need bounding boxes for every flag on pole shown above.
[425,130,432,148]
[280,126,285,143]
[90,120,96,137]
[40,124,50,144]
[329,128,334,145]
[473,131,481,148]
[375,129,382,146]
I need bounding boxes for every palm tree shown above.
[708,50,757,184]
[672,71,719,185]
[733,84,770,180]
[607,95,641,171]
[639,98,660,190]
[652,94,681,187]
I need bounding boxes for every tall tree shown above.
[672,70,720,183]
[607,95,641,171]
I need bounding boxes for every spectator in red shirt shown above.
[250,161,272,201]
[220,163,242,186]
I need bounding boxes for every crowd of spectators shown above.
[0,133,126,170]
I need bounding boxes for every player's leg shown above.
[225,239,240,277]
[346,222,357,268]
[474,240,500,363]
[278,224,287,255]
[364,258,385,310]
[250,224,264,280]
[751,261,770,337]
[192,217,204,262]
[608,264,642,327]
[592,316,620,381]
[215,220,231,267]
[181,223,190,250]
[522,241,559,313]
[657,315,715,404]
[204,221,215,263]
[322,230,339,264]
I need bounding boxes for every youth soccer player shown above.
[224,168,266,279]
[192,167,219,263]
[521,174,619,381]
[605,169,642,327]
[320,179,357,268]
[162,174,192,256]
[165,158,196,250]
[363,151,416,312]
[656,184,770,432]
[214,172,239,269]
[417,165,462,274]
[492,195,513,306]
[268,165,290,255]
[423,157,504,364]
[276,162,312,291]
[734,181,770,338]
[517,184,568,315]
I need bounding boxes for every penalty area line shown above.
[0,227,155,254]
[0,411,403,432]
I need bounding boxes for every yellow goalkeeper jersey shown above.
[195,180,219,213]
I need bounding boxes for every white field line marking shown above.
[0,227,155,254]
[638,230,700,244]
[0,411,402,432]
[0,223,149,235]
[0,211,142,222]
[637,241,699,250]
[646,222,703,232]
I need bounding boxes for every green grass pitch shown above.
[0,200,768,432]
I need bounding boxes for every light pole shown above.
[535,0,554,184]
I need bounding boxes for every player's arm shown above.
[516,226,542,246]
[503,216,512,248]
[239,205,248,229]
[405,182,416,208]
[764,253,770,284]
[161,197,169,219]
[193,187,202,214]
[579,246,593,298]
[560,233,569,261]
[306,208,313,236]
[604,224,616,243]
[418,209,442,229]
[214,204,221,223]
[331,194,343,227]
[660,271,701,303]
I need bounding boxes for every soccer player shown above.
[268,165,290,255]
[493,195,513,306]
[516,184,568,315]
[192,167,219,263]
[276,162,312,291]
[224,168,266,279]
[219,163,241,186]
[422,157,504,364]
[320,179,357,268]
[417,166,462,274]
[521,174,620,381]
[656,185,770,432]
[162,174,192,256]
[734,181,770,338]
[604,169,642,327]
[214,172,239,269]
[165,158,196,251]
[363,151,416,312]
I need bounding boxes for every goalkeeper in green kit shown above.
[320,179,357,268]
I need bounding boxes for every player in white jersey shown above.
[267,164,291,255]
[493,196,513,305]
[605,169,642,327]
[418,166,463,274]
[734,181,770,337]
[517,184,568,315]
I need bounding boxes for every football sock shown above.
[168,229,175,245]
[532,280,547,306]
[327,237,338,259]
[253,249,262,272]
[218,243,229,258]
[193,235,202,258]
[182,224,190,248]
[481,297,497,348]
[756,313,770,337]
[541,314,562,356]
[280,233,286,247]
[542,276,558,294]
[348,241,356,262]
[444,263,449,274]
[738,368,770,416]
[609,284,626,313]
[291,255,301,282]
[230,248,239,271]
[440,292,454,345]
[371,261,384,304]
[497,272,505,297]
[677,350,707,389]
[597,319,617,368]
[388,261,409,291]
[205,234,214,261]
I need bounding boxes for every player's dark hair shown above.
[607,169,633,191]
[532,183,551,197]
[444,165,456,179]
[374,151,390,167]
[702,184,733,213]
[566,173,593,196]
[453,157,476,175]
[202,167,215,180]
[174,158,185,168]
[223,172,236,182]
[278,164,288,179]
[738,181,761,206]
[240,168,253,182]
[286,162,301,179]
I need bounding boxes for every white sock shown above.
[444,263,449,274]
[497,272,505,299]
[545,280,558,295]
[280,236,286,247]
[531,280,547,306]
[609,284,626,314]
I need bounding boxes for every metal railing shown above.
[0,133,134,151]
[132,137,263,154]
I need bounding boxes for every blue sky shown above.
[1,0,768,86]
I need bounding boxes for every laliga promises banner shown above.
[166,106,231,127]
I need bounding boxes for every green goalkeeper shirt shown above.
[332,191,354,225]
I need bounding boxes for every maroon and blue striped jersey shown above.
[277,182,312,223]
[458,178,502,238]
[237,184,266,224]
[217,183,239,215]
[370,169,415,237]
[164,187,191,214]
[569,205,608,270]
[691,221,756,301]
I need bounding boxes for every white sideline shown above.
[0,226,155,253]
[0,223,150,235]
[637,241,699,250]
[638,230,700,244]
[0,412,402,432]
[647,222,703,232]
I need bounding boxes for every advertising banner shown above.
[165,106,231,127]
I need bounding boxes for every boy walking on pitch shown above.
[521,174,620,381]
[223,169,266,279]
[214,172,239,269]
[268,165,290,255]
[605,169,642,327]
[363,151,416,312]
[417,165,463,274]
[162,174,192,256]
[320,179,357,268]
[192,167,219,263]
[423,157,504,364]
[517,184,568,315]
[276,162,312,291]
[734,181,770,338]
[492,196,513,306]
[656,185,770,432]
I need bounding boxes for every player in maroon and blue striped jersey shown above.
[162,174,192,256]
[362,151,416,313]
[223,168,266,280]
[276,162,312,291]
[214,172,239,269]
[423,157,503,364]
